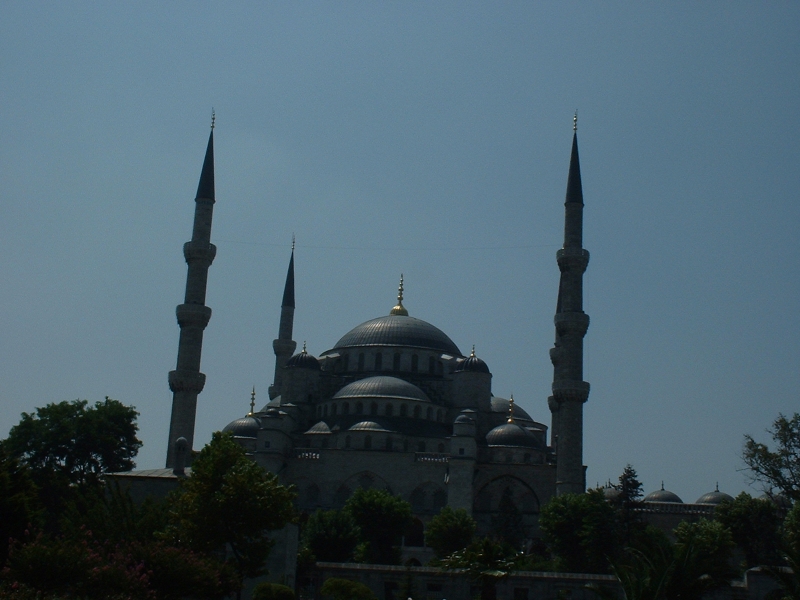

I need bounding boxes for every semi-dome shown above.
[304,421,331,434]
[223,415,260,438]
[286,345,320,370]
[644,484,683,504]
[455,347,490,374]
[333,376,430,403]
[490,396,533,421]
[349,421,390,432]
[486,422,541,448]
[331,315,462,356]
[695,486,734,505]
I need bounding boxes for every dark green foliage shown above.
[539,489,617,573]
[715,492,782,568]
[302,509,361,562]
[743,413,800,502]
[425,505,477,558]
[765,503,800,600]
[343,488,412,565]
[163,432,297,582]
[252,582,296,600]
[491,487,526,548]
[320,577,376,600]
[610,465,644,547]
[0,444,41,567]
[438,537,521,600]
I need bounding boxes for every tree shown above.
[0,443,41,567]
[426,506,476,559]
[539,489,617,574]
[439,537,521,600]
[715,492,782,568]
[764,503,800,600]
[320,577,376,600]
[743,412,800,503]
[667,519,737,599]
[610,465,644,547]
[163,432,296,591]
[302,509,360,562]
[343,488,412,565]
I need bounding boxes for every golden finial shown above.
[249,387,256,416]
[211,108,216,130]
[291,233,295,251]
[507,394,515,423]
[471,345,476,357]
[390,273,408,316]
[573,110,577,132]
[302,341,307,354]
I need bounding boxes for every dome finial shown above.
[471,345,476,357]
[249,387,256,416]
[507,394,515,423]
[211,108,216,130]
[302,341,307,354]
[661,481,665,491]
[390,273,408,316]
[573,110,577,132]
[291,233,295,251]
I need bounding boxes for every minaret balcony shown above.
[169,369,206,394]
[183,241,217,266]
[176,303,212,328]
[551,380,590,403]
[556,247,589,271]
[554,312,590,336]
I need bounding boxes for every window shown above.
[411,354,418,372]
[386,404,393,416]
[459,447,465,455]
[364,435,372,449]
[437,361,443,375]
[426,407,433,420]
[400,404,408,417]
[417,441,426,452]
[331,404,338,416]
[437,409,443,422]
[374,352,382,370]
[342,354,349,371]
[393,353,401,370]
[323,405,328,417]
[429,356,436,373]
[358,353,365,371]
[371,402,378,415]
[413,405,421,418]
[437,443,445,453]
[342,402,350,415]
[355,402,363,415]
[385,437,393,451]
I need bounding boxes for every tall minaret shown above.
[166,118,218,468]
[269,239,297,400]
[549,114,591,496]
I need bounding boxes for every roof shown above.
[486,422,543,449]
[333,376,430,403]
[329,314,462,355]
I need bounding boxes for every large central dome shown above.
[331,314,462,356]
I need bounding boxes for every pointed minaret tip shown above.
[390,273,409,316]
[573,110,577,132]
[281,239,296,309]
[196,117,215,201]
[565,118,583,206]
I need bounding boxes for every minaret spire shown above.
[269,239,298,400]
[390,274,409,316]
[166,124,218,468]
[549,118,591,496]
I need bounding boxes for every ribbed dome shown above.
[603,486,622,501]
[695,488,734,505]
[486,422,541,448]
[455,352,490,374]
[490,397,533,421]
[331,315,461,355]
[644,486,683,504]
[286,350,320,370]
[349,421,390,432]
[222,415,260,438]
[304,421,331,434]
[333,376,430,403]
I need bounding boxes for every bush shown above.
[252,581,296,600]
[321,577,376,600]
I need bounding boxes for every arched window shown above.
[364,435,372,450]
[323,405,328,417]
[413,405,421,419]
[342,354,349,371]
[437,361,443,375]
[411,354,419,372]
[400,404,408,417]
[438,443,445,453]
[355,402,363,415]
[386,404,393,416]
[417,441,426,452]
[426,407,433,420]
[345,436,351,449]
[393,353,401,370]
[374,352,382,371]
[343,402,350,415]
[332,404,338,416]
[358,353,365,371]
[437,409,443,422]
[371,402,378,415]
[385,437,393,451]
[429,356,436,373]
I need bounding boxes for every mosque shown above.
[162,116,731,546]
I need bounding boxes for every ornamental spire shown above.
[390,273,408,316]
[249,387,256,416]
[507,395,515,423]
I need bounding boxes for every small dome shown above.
[486,422,541,448]
[490,396,533,421]
[349,421,390,432]
[455,347,490,374]
[333,376,430,403]
[644,485,683,504]
[454,414,474,424]
[304,421,331,435]
[223,415,260,438]
[695,486,734,505]
[286,345,320,370]
[603,486,622,501]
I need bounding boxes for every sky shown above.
[1,2,798,504]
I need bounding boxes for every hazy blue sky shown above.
[2,2,798,503]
